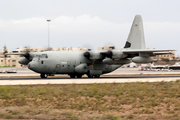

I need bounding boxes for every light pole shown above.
[47,20,51,51]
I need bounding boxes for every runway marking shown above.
[0,76,180,85]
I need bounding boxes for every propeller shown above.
[24,52,30,60]
[106,50,113,58]
[84,51,91,60]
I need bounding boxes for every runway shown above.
[0,68,180,85]
[0,75,180,85]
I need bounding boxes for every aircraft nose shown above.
[28,61,39,72]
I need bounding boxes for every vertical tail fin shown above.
[124,15,146,49]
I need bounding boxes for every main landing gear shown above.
[40,73,48,78]
[69,74,100,78]
[69,74,82,78]
[40,73,100,79]
[87,74,100,78]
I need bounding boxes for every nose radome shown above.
[28,61,38,72]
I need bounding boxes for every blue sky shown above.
[0,0,180,55]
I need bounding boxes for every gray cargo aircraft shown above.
[6,15,174,78]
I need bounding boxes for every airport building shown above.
[54,47,87,51]
[98,45,115,50]
[0,57,22,67]
[152,51,175,61]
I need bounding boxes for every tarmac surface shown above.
[0,67,180,85]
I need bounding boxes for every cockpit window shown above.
[42,54,48,58]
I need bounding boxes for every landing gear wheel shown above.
[77,75,82,78]
[87,74,93,78]
[70,75,75,78]
[94,75,100,78]
[40,74,47,78]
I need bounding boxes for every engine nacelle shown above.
[132,56,157,63]
[111,50,128,59]
[75,63,89,74]
[103,58,131,65]
[102,58,114,65]
[18,58,31,65]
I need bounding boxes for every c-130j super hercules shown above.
[6,15,174,78]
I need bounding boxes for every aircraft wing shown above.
[5,52,38,60]
[122,49,175,56]
[5,52,27,55]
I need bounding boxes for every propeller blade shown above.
[84,51,90,59]
[106,50,113,58]
[24,52,30,60]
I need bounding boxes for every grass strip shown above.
[0,80,180,119]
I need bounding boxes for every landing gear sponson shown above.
[69,74,100,78]
[40,73,100,78]
[69,74,82,78]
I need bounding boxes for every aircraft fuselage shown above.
[28,51,125,77]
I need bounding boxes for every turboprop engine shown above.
[75,63,89,74]
[18,58,31,65]
[132,56,157,63]
[18,52,32,65]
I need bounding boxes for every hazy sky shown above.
[0,0,180,55]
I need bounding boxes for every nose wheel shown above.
[40,73,48,78]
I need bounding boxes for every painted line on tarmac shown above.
[0,77,179,86]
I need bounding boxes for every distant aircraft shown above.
[6,15,174,78]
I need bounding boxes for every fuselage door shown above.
[68,60,75,73]
[55,64,60,73]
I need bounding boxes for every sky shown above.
[0,0,180,55]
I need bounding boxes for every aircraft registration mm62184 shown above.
[6,15,174,78]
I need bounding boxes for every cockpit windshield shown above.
[42,54,48,58]
[35,54,48,58]
[33,54,48,61]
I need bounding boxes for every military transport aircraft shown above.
[6,15,174,78]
